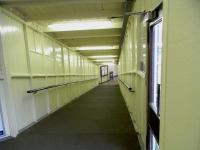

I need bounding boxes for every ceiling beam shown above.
[89,57,119,60]
[78,49,120,56]
[58,34,119,40]
[49,29,121,40]
[61,36,120,47]
[25,9,124,21]
[63,41,120,47]
[0,0,126,7]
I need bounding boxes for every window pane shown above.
[0,112,4,136]
[150,20,163,115]
[149,130,159,150]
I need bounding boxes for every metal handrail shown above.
[118,78,135,92]
[27,78,99,94]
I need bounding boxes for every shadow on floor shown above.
[0,79,141,150]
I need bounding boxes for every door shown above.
[100,65,108,83]
[147,8,163,150]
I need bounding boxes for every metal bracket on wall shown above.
[110,10,152,19]
[125,10,152,16]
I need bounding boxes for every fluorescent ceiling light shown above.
[48,19,121,32]
[75,45,119,51]
[88,55,118,59]
[93,59,116,62]
[101,62,116,65]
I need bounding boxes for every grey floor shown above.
[0,79,140,150]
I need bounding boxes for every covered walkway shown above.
[0,79,140,150]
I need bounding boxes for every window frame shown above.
[147,5,163,150]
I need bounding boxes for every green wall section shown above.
[1,1,200,149]
[0,8,99,137]
[118,0,162,147]
[119,0,200,150]
[160,0,200,150]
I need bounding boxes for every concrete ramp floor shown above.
[0,79,140,150]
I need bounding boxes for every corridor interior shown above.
[0,1,200,150]
[0,79,140,150]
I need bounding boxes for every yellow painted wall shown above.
[0,8,99,137]
[120,0,200,150]
[160,0,200,150]
[118,0,162,149]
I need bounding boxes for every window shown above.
[0,101,4,136]
[150,19,163,115]
[147,6,163,150]
[0,114,3,136]
[149,129,159,150]
[100,65,108,77]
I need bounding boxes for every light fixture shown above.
[101,62,116,65]
[48,19,120,32]
[75,45,119,51]
[93,59,116,62]
[88,55,118,59]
